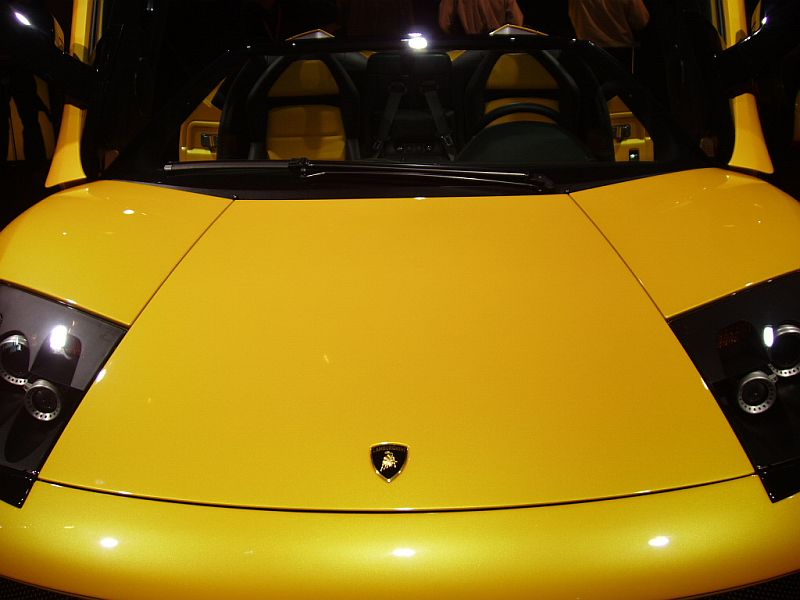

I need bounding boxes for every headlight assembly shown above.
[767,324,800,377]
[671,271,800,502]
[736,370,777,415]
[0,333,30,386]
[0,284,126,508]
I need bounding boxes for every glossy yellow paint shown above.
[45,0,95,187]
[720,0,749,47]
[0,181,230,324]
[2,2,797,597]
[572,168,800,318]
[2,476,799,599]
[720,0,774,173]
[42,193,750,511]
[750,1,763,33]
[45,105,86,186]
[729,93,775,174]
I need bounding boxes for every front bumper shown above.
[1,476,799,599]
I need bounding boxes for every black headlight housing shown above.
[670,271,800,502]
[0,284,126,507]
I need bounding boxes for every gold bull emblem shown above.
[371,443,408,482]
[379,451,398,472]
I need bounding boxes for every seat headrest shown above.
[268,60,339,97]
[486,53,558,90]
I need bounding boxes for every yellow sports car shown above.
[1,0,800,598]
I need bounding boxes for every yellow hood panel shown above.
[42,192,751,510]
[0,181,231,324]
[572,168,800,318]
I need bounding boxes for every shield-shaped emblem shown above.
[370,443,408,482]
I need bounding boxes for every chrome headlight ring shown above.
[767,324,800,378]
[736,370,778,415]
[23,379,63,422]
[0,333,30,386]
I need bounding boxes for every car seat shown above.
[245,53,360,160]
[462,49,581,137]
[364,52,457,161]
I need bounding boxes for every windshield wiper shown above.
[163,158,558,193]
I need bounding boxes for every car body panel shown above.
[729,94,775,173]
[1,476,798,599]
[0,181,230,324]
[45,0,93,187]
[39,189,751,510]
[572,168,800,318]
[3,0,800,596]
[45,105,87,188]
[720,0,774,173]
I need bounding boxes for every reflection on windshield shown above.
[93,1,706,194]
[137,43,661,161]
[172,37,659,168]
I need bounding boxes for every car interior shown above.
[176,31,655,170]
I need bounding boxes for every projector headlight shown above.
[670,271,800,502]
[736,370,777,414]
[768,324,800,377]
[0,334,30,386]
[0,283,126,508]
[24,379,63,422]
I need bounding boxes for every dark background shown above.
[2,0,798,230]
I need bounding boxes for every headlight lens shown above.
[736,370,777,414]
[768,323,800,377]
[0,334,30,386]
[670,271,800,502]
[0,283,126,507]
[24,379,63,421]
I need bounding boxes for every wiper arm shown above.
[286,158,557,192]
[164,158,557,193]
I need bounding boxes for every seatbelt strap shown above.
[372,81,406,158]
[421,82,456,161]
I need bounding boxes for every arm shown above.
[627,0,650,32]
[508,0,524,25]
[439,0,455,33]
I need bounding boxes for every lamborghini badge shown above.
[370,443,408,482]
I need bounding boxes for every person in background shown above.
[439,0,524,35]
[568,0,649,68]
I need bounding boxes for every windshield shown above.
[90,1,707,197]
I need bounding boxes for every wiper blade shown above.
[286,158,557,192]
[163,158,558,193]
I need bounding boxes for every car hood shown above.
[23,171,782,511]
[0,181,231,324]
